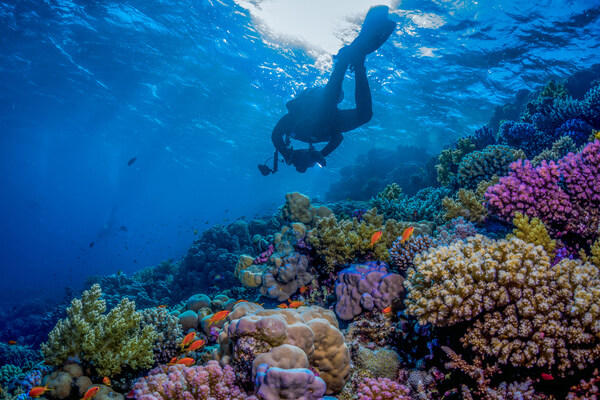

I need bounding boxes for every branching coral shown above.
[442,176,498,223]
[41,284,157,376]
[357,378,411,400]
[497,121,551,157]
[405,235,600,373]
[508,212,556,259]
[132,362,256,400]
[485,140,600,246]
[307,208,434,271]
[141,308,183,365]
[531,135,578,166]
[457,145,525,189]
[389,235,436,273]
[436,137,476,187]
[372,186,451,225]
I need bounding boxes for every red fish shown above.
[400,227,414,244]
[157,305,167,308]
[175,357,195,367]
[180,332,196,350]
[81,386,100,400]
[186,340,205,353]
[382,306,392,314]
[299,286,308,293]
[102,377,111,387]
[368,231,383,249]
[288,299,304,309]
[7,341,16,345]
[277,304,288,309]
[126,390,136,399]
[206,310,230,327]
[541,373,554,381]
[29,385,52,398]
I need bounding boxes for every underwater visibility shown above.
[2,0,600,399]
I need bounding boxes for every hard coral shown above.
[405,235,600,372]
[485,140,600,246]
[457,145,525,190]
[41,284,157,376]
[508,212,556,259]
[357,377,411,400]
[334,262,404,320]
[389,235,436,274]
[132,362,256,400]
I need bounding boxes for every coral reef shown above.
[372,186,451,224]
[435,137,476,187]
[389,235,436,274]
[508,212,556,259]
[281,192,332,227]
[456,145,525,190]
[41,284,157,376]
[485,140,600,247]
[405,235,600,372]
[555,118,594,146]
[307,208,434,271]
[531,135,578,166]
[132,362,256,400]
[141,307,184,364]
[212,302,350,394]
[354,347,401,380]
[357,377,411,400]
[334,262,404,320]
[254,363,326,400]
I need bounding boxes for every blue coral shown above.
[583,83,600,128]
[497,121,552,157]
[371,187,450,224]
[555,119,594,146]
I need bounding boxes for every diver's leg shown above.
[322,48,352,106]
[336,56,372,132]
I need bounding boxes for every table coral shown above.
[405,235,600,372]
[334,262,404,320]
[485,140,600,246]
[41,284,157,376]
[132,362,256,400]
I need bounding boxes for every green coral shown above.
[457,145,525,189]
[355,347,400,380]
[435,137,476,186]
[531,135,578,166]
[442,176,498,223]
[41,284,157,376]
[307,209,434,271]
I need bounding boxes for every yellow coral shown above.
[508,212,556,259]
[442,176,498,223]
[41,284,157,376]
[281,192,332,227]
[405,235,600,372]
[307,208,434,271]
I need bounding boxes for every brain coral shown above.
[404,235,600,372]
[213,302,350,395]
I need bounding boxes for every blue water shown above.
[1,0,599,304]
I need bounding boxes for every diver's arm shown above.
[320,132,343,157]
[271,113,295,161]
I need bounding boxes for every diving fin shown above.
[350,5,396,56]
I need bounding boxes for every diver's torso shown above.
[289,107,339,144]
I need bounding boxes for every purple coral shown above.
[485,140,600,246]
[132,362,256,400]
[335,262,404,320]
[357,377,411,400]
[254,364,326,400]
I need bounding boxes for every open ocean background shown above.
[1,0,599,305]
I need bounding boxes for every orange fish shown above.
[541,373,554,381]
[400,227,414,244]
[180,332,196,350]
[175,357,195,367]
[233,299,248,305]
[288,299,305,309]
[157,305,167,308]
[277,303,288,309]
[207,310,230,327]
[299,286,308,294]
[29,385,52,398]
[102,377,111,386]
[7,341,16,345]
[168,357,177,365]
[368,231,383,249]
[186,340,205,353]
[81,386,100,400]
[382,306,392,314]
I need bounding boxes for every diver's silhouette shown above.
[259,6,396,175]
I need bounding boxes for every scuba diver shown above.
[258,5,396,175]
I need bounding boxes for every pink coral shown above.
[485,140,600,246]
[132,361,257,400]
[357,377,411,400]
